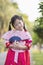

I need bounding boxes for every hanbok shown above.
[2,30,32,65]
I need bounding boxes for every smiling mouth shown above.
[18,27,23,30]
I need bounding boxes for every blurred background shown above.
[0,0,43,65]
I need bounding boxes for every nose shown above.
[18,23,22,27]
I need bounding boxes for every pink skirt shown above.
[4,49,30,65]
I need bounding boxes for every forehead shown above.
[14,19,23,23]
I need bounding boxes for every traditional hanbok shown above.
[2,30,32,65]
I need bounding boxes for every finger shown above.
[16,41,19,44]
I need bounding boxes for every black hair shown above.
[8,15,26,31]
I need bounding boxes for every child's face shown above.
[14,19,24,31]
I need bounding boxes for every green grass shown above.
[32,51,43,65]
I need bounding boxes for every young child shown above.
[2,15,32,65]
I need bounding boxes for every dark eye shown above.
[14,23,18,26]
[19,22,21,24]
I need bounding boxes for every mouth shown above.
[18,27,23,30]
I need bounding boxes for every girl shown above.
[2,15,32,65]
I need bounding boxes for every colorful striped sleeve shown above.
[4,40,11,48]
[25,31,32,49]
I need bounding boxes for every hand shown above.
[13,40,19,45]
[13,41,20,49]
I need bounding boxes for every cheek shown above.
[21,22,24,27]
[15,26,18,29]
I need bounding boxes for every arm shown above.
[5,41,19,49]
[5,39,32,50]
[13,41,31,50]
[17,45,29,50]
[18,40,32,50]
[5,41,28,50]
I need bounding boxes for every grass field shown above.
[32,51,43,65]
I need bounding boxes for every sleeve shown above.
[25,32,32,49]
[4,40,11,48]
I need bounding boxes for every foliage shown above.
[33,1,43,45]
[34,17,43,39]
[39,2,43,16]
[32,32,39,45]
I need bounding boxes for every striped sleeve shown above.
[25,32,32,49]
[4,40,11,48]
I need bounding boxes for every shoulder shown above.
[25,30,30,35]
[25,31,32,40]
[2,30,13,39]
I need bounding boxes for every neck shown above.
[14,29,24,31]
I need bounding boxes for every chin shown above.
[18,29,23,31]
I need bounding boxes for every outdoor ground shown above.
[0,52,7,65]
